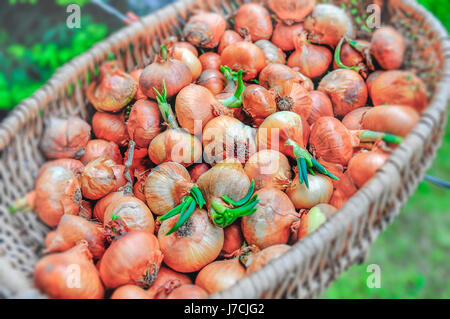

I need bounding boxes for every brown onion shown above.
[269,0,315,25]
[172,46,202,80]
[80,139,122,165]
[197,69,226,95]
[111,285,150,299]
[129,68,147,100]
[274,81,312,120]
[271,22,304,51]
[147,266,193,298]
[318,69,368,117]
[246,244,290,274]
[127,99,162,148]
[37,158,84,179]
[189,163,210,183]
[295,203,337,240]
[80,157,118,200]
[333,40,368,71]
[242,188,298,249]
[34,242,104,299]
[195,258,246,294]
[307,91,334,125]
[242,84,277,126]
[221,41,266,81]
[259,63,302,92]
[370,27,405,70]
[87,61,137,112]
[93,192,123,223]
[158,209,224,273]
[183,12,226,48]
[341,106,372,130]
[199,52,222,71]
[40,116,91,159]
[348,150,389,189]
[222,223,244,255]
[99,230,163,289]
[369,71,428,113]
[286,173,333,209]
[92,111,129,147]
[45,214,105,259]
[218,30,243,54]
[235,3,273,41]
[167,285,208,299]
[254,40,286,65]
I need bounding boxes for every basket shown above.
[0,0,448,299]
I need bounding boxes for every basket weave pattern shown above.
[0,0,448,299]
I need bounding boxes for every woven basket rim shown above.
[0,0,449,299]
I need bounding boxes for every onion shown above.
[87,61,137,112]
[127,99,162,148]
[242,188,298,249]
[167,38,198,57]
[189,163,210,183]
[129,68,147,100]
[259,63,302,92]
[222,223,244,255]
[271,22,304,51]
[244,150,292,191]
[37,158,84,179]
[246,244,290,274]
[44,214,105,259]
[34,242,104,299]
[366,70,384,94]
[341,107,372,130]
[370,27,405,70]
[333,40,368,71]
[133,169,150,202]
[40,116,91,160]
[144,162,195,216]
[103,196,155,234]
[92,111,129,147]
[166,285,208,299]
[242,84,277,126]
[80,156,120,200]
[199,52,222,71]
[183,12,226,48]
[288,32,332,79]
[111,285,150,299]
[234,3,273,41]
[361,105,420,138]
[99,230,163,289]
[348,150,389,189]
[318,69,368,117]
[304,4,355,48]
[158,208,224,273]
[295,203,337,240]
[273,81,312,120]
[79,200,92,219]
[269,0,315,25]
[202,116,257,165]
[286,173,333,209]
[93,191,123,223]
[221,41,266,81]
[309,117,355,166]
[139,45,192,100]
[195,258,246,294]
[368,70,428,113]
[254,40,286,65]
[197,69,226,95]
[218,30,243,54]
[172,46,202,80]
[80,139,122,165]
[147,266,192,298]
[307,91,334,125]
[45,230,56,249]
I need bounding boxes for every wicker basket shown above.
[0,0,448,299]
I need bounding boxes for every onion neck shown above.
[352,130,404,145]
[334,38,365,74]
[153,81,179,129]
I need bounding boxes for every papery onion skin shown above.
[332,41,368,70]
[271,22,304,51]
[242,188,298,249]
[199,52,222,71]
[222,223,244,255]
[40,116,91,160]
[370,27,405,70]
[369,71,428,113]
[166,285,208,299]
[274,81,312,120]
[37,159,84,179]
[307,91,334,125]
[254,40,286,65]
[309,116,354,166]
[246,244,290,274]
[158,209,224,273]
[195,258,246,294]
[296,203,337,240]
[259,63,302,92]
[286,173,333,209]
[35,166,81,227]
[172,46,202,80]
[104,196,155,234]
[80,139,122,165]
[269,0,315,25]
[133,169,150,203]
[129,69,147,100]
[318,69,368,117]
[221,41,266,81]
[99,230,163,289]
[218,30,243,55]
[341,107,372,130]
[288,32,332,79]
[144,162,194,216]
[361,105,420,138]
[147,266,193,299]
[329,170,357,209]
[92,111,129,147]
[183,12,226,48]
[242,84,277,126]
[235,3,273,42]
[244,150,292,191]
[348,151,389,189]
[45,214,105,259]
[93,191,123,223]
[111,285,150,299]
[127,99,162,148]
[34,242,104,299]
[80,157,117,200]
[189,163,210,183]
[304,4,355,48]
[197,69,226,95]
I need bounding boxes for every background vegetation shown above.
[0,0,448,298]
